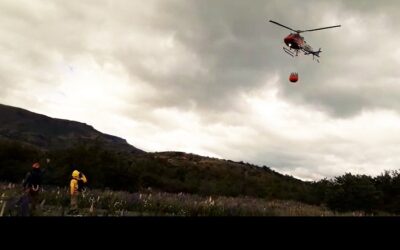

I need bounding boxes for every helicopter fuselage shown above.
[284,33,303,49]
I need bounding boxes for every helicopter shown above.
[269,20,341,63]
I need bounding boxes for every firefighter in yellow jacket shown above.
[69,170,87,214]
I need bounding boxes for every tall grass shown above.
[0,182,354,216]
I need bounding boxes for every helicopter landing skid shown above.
[283,47,295,57]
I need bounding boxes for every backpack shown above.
[77,180,86,192]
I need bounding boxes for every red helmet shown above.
[32,162,40,169]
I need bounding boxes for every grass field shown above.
[0,182,370,216]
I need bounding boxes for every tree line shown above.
[1,139,399,214]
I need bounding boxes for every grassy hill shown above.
[0,103,143,153]
[0,103,313,203]
[2,103,400,215]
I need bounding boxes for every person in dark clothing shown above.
[21,162,43,216]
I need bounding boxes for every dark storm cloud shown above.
[98,0,400,120]
[111,0,295,115]
[271,0,400,118]
[4,0,398,119]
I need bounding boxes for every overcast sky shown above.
[1,0,400,180]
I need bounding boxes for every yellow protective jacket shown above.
[70,172,88,195]
[70,178,78,195]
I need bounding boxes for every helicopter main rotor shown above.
[269,20,341,34]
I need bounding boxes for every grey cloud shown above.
[116,0,400,119]
[3,0,400,120]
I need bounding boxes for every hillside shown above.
[0,103,312,202]
[0,104,143,154]
[2,103,400,215]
